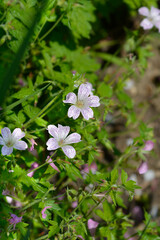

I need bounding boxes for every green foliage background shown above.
[0,0,160,239]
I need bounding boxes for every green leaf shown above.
[121,169,128,185]
[65,163,82,181]
[111,168,118,184]
[98,82,113,98]
[65,0,95,39]
[48,221,59,237]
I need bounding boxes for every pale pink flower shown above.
[143,140,154,151]
[41,206,52,219]
[27,162,39,177]
[29,139,37,152]
[138,6,160,31]
[87,219,99,236]
[71,201,78,208]
[9,213,22,230]
[63,83,100,120]
[46,124,81,159]
[46,156,60,172]
[0,127,28,155]
[138,161,148,174]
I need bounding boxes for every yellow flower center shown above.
[76,100,84,109]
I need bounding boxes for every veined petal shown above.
[68,106,80,119]
[138,7,149,16]
[81,107,93,120]
[88,96,100,107]
[2,146,13,155]
[155,20,160,30]
[14,141,28,150]
[46,138,59,150]
[58,124,70,140]
[62,145,76,158]
[78,84,90,100]
[47,125,59,140]
[12,128,25,140]
[1,127,12,142]
[0,136,4,145]
[140,19,153,29]
[64,133,81,144]
[63,92,77,104]
[150,6,160,17]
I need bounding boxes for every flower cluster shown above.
[138,6,160,31]
[0,83,100,159]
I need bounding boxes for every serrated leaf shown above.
[65,0,95,39]
[48,222,59,237]
[111,168,118,184]
[121,169,128,185]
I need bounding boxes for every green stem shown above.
[138,216,151,240]
[39,12,65,41]
[23,90,62,128]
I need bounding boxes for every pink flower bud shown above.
[71,201,78,208]
[138,161,148,174]
[46,156,60,172]
[29,139,37,152]
[41,206,52,219]
[87,219,99,236]
[143,140,154,151]
[27,162,39,177]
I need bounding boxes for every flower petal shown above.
[63,92,77,104]
[140,19,153,30]
[62,145,76,158]
[58,124,70,140]
[81,107,93,120]
[78,84,90,100]
[12,128,25,141]
[2,146,13,155]
[138,7,149,16]
[88,96,100,107]
[150,6,160,17]
[68,106,80,119]
[47,125,59,140]
[64,133,81,144]
[14,141,28,150]
[1,127,12,142]
[46,138,59,150]
[155,20,160,31]
[0,136,4,145]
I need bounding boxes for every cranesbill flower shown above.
[138,6,160,31]
[0,127,28,155]
[46,124,81,159]
[63,83,100,120]
[9,213,22,230]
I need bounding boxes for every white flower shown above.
[46,124,81,159]
[138,6,160,31]
[0,127,28,155]
[63,83,100,120]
